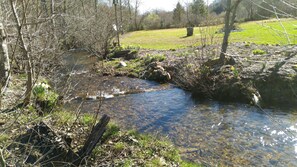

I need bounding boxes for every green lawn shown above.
[121,19,297,50]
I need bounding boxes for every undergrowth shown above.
[0,105,198,166]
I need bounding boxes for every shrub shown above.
[33,82,58,112]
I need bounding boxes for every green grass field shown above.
[121,19,297,50]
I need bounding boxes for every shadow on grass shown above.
[180,35,192,39]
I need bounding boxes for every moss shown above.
[123,159,133,167]
[0,134,9,144]
[92,146,104,156]
[52,110,76,125]
[81,114,95,126]
[114,142,125,152]
[143,54,166,65]
[17,111,40,124]
[104,59,121,67]
[244,42,251,48]
[101,123,121,142]
[108,45,140,59]
[18,73,27,79]
[252,49,267,55]
[103,58,145,77]
[181,161,202,167]
[145,157,164,166]
[102,52,169,78]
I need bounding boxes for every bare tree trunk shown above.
[51,0,58,48]
[220,0,232,61]
[75,115,110,164]
[119,0,124,34]
[128,0,132,21]
[186,4,190,25]
[80,0,86,17]
[64,0,67,13]
[94,0,98,20]
[0,22,10,95]
[0,3,10,96]
[220,0,242,62]
[134,0,139,30]
[10,0,34,105]
[51,0,55,24]
[250,4,254,20]
[41,0,49,17]
[114,3,120,46]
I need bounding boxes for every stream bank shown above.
[0,51,196,166]
[52,49,297,166]
[101,43,297,108]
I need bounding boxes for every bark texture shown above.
[0,18,10,93]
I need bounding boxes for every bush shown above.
[33,82,58,112]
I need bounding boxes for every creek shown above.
[55,51,297,166]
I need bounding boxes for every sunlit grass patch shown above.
[121,19,297,50]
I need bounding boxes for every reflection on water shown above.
[59,51,297,166]
[65,87,297,166]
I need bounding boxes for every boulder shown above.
[141,62,171,83]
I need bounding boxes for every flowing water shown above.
[57,51,297,166]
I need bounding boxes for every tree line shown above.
[129,0,297,30]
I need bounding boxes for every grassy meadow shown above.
[121,19,297,50]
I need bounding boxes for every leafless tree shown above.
[0,4,10,98]
[220,0,242,62]
[9,0,34,105]
[133,0,140,30]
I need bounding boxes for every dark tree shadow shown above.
[180,35,192,39]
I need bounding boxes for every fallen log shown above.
[71,114,110,165]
